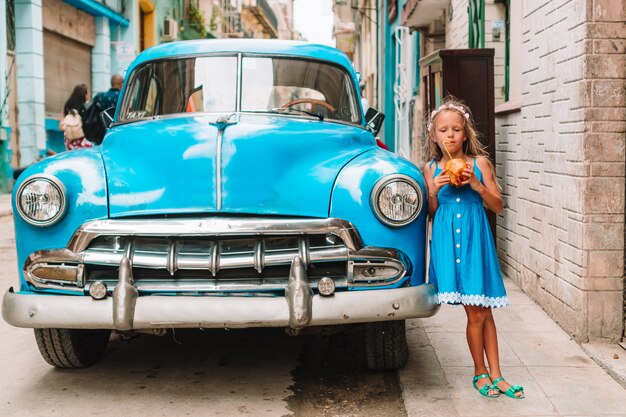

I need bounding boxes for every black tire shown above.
[363,320,408,371]
[34,328,111,368]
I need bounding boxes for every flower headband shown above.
[427,103,470,131]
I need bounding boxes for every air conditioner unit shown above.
[162,18,179,41]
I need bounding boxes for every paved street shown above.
[1,207,626,416]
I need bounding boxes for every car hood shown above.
[101,114,375,218]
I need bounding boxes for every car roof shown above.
[128,39,356,77]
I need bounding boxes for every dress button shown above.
[456,213,461,218]
[456,229,461,233]
[456,243,460,248]
[456,198,461,202]
[456,259,461,264]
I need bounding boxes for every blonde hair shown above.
[426,96,488,161]
[426,96,501,190]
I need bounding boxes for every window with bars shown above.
[468,0,485,48]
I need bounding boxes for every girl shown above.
[424,97,525,399]
[60,84,93,150]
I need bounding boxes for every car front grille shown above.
[24,217,409,294]
[83,234,349,292]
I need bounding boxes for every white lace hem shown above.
[437,292,510,308]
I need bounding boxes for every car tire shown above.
[363,320,408,371]
[34,328,111,368]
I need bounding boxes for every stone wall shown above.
[495,0,626,342]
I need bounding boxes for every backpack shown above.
[59,109,85,140]
[81,100,106,144]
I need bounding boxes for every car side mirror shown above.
[365,108,385,136]
[100,107,115,130]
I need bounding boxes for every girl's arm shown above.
[424,161,450,217]
[462,156,503,214]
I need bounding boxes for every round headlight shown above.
[371,175,422,227]
[16,174,67,226]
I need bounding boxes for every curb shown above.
[581,342,626,389]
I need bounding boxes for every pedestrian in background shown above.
[93,74,123,111]
[60,83,93,151]
[82,74,123,144]
[424,96,525,399]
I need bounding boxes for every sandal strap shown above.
[509,385,524,393]
[480,384,500,397]
[492,377,505,385]
[473,373,491,383]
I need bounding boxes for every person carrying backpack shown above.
[82,74,123,144]
[60,84,93,151]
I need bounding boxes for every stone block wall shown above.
[496,0,626,342]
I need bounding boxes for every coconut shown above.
[444,158,470,187]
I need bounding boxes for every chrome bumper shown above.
[2,283,439,330]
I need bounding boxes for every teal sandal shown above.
[492,377,525,399]
[472,373,500,398]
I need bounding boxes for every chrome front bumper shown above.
[2,283,439,330]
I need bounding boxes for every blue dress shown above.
[429,159,509,308]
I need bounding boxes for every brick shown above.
[590,162,626,177]
[593,39,626,54]
[592,0,626,22]
[586,291,624,341]
[584,55,626,78]
[587,250,624,277]
[584,133,625,162]
[584,107,626,121]
[583,178,624,214]
[591,121,626,133]
[587,22,626,39]
[592,80,626,107]
[582,222,624,250]
[584,277,624,291]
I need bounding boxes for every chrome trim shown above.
[253,239,264,273]
[66,217,364,253]
[3,284,440,330]
[22,218,411,293]
[216,126,224,210]
[15,174,68,227]
[285,256,312,329]
[370,174,423,227]
[236,52,242,111]
[112,257,138,331]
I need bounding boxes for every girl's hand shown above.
[461,167,482,190]
[432,170,451,194]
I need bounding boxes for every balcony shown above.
[401,0,450,29]
[244,0,278,38]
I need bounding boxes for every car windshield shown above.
[118,55,361,124]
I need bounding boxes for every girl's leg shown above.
[483,308,523,397]
[483,308,501,376]
[464,305,498,395]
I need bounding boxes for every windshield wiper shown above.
[247,107,324,121]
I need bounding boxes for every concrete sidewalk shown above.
[0,193,10,218]
[398,278,626,416]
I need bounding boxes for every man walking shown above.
[93,74,123,111]
[83,74,123,144]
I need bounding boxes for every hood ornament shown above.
[210,113,238,211]
[210,113,239,131]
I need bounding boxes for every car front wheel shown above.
[34,328,111,368]
[363,320,408,371]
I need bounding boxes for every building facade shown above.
[368,0,626,343]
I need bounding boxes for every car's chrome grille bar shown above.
[23,218,410,294]
[83,236,348,275]
[67,217,364,253]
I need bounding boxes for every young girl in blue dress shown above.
[424,97,525,399]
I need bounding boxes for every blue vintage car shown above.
[3,39,438,370]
